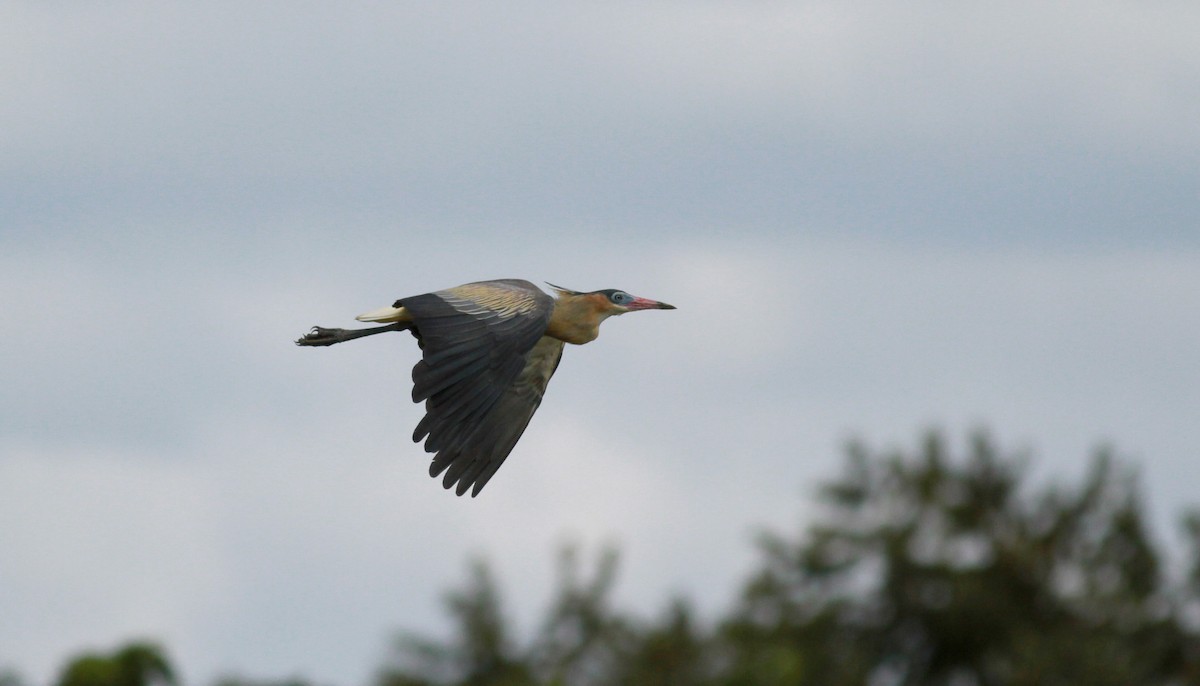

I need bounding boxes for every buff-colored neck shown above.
[545,293,614,345]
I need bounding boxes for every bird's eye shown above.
[611,291,630,304]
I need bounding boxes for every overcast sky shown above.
[3,2,1199,685]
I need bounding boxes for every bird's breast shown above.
[526,337,566,385]
[545,319,599,345]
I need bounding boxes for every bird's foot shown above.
[295,326,346,347]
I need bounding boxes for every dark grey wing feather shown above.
[397,279,558,495]
[428,336,565,496]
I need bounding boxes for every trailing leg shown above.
[295,322,407,347]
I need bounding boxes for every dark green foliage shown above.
[378,558,535,686]
[0,669,27,686]
[527,545,631,684]
[41,430,1200,686]
[610,600,713,686]
[381,431,1200,686]
[212,675,326,686]
[55,643,175,686]
[721,431,1200,685]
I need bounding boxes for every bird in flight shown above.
[296,279,675,497]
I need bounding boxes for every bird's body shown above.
[296,279,674,496]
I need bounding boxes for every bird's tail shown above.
[355,305,410,323]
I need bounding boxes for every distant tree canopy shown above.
[721,433,1200,685]
[379,431,1200,686]
[54,642,175,686]
[37,430,1200,686]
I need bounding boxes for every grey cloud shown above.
[4,2,1200,684]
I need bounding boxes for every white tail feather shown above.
[355,306,408,323]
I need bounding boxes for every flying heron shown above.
[296,279,675,496]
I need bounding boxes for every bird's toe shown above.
[296,326,340,346]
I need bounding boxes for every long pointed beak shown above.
[627,296,676,311]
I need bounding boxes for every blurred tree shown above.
[528,545,630,684]
[378,430,1200,685]
[0,668,27,686]
[38,430,1200,686]
[213,676,325,686]
[378,557,535,686]
[721,430,1200,685]
[608,598,714,686]
[379,544,650,686]
[526,545,718,685]
[55,642,175,686]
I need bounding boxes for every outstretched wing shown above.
[429,336,564,496]
[398,279,559,496]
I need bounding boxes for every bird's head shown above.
[547,283,676,316]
